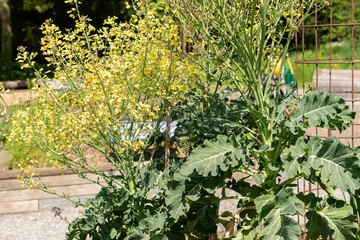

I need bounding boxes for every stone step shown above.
[0,173,109,191]
[0,200,38,215]
[0,162,116,180]
[0,183,101,203]
[0,161,147,214]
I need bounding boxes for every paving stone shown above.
[0,205,84,240]
[39,195,95,211]
[0,183,102,203]
[0,172,112,191]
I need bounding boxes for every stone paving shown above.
[0,163,116,214]
[0,205,84,240]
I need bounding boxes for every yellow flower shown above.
[10,0,200,189]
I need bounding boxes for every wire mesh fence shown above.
[295,0,360,229]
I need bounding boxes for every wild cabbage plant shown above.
[165,0,360,239]
[9,0,198,238]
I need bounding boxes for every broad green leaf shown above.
[305,136,360,194]
[180,135,247,177]
[166,171,225,219]
[109,228,121,239]
[201,175,226,194]
[252,174,263,185]
[306,199,358,240]
[259,209,300,240]
[124,230,150,240]
[150,235,168,240]
[66,224,88,240]
[275,189,305,216]
[166,179,200,219]
[276,216,300,240]
[255,189,304,217]
[289,91,355,133]
[349,190,360,214]
[284,136,360,195]
[255,190,304,240]
[282,137,307,178]
[137,164,160,195]
[225,229,257,240]
[254,195,275,214]
[187,195,219,232]
[173,93,246,145]
[138,212,167,232]
[257,144,270,153]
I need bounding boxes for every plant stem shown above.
[165,101,171,168]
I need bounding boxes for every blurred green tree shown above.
[9,0,135,61]
[0,0,12,58]
[302,0,360,47]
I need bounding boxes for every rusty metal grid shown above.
[294,0,360,228]
[295,0,359,146]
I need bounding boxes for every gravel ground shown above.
[0,195,238,239]
[0,206,83,240]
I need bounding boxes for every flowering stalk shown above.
[11,0,198,196]
[171,0,325,179]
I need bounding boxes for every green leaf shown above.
[255,189,304,217]
[258,144,270,153]
[275,189,305,216]
[166,179,200,219]
[254,195,275,214]
[66,223,88,240]
[259,209,300,240]
[180,135,248,177]
[150,235,168,240]
[124,230,150,240]
[252,174,263,185]
[255,190,304,240]
[282,137,307,178]
[187,195,219,232]
[201,175,226,194]
[109,228,120,239]
[306,198,358,240]
[166,175,224,223]
[305,136,360,194]
[225,229,257,240]
[166,173,225,219]
[139,212,167,232]
[284,136,360,195]
[137,164,160,195]
[289,91,355,133]
[166,134,247,220]
[349,190,360,214]
[276,216,301,240]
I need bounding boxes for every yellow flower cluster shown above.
[10,2,198,189]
